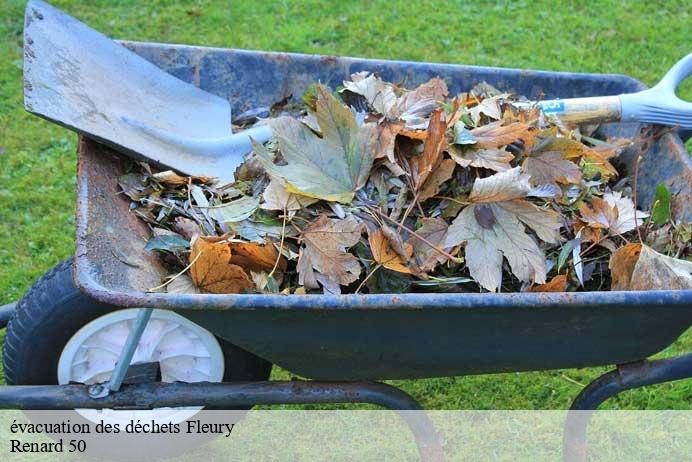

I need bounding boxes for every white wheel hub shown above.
[58,309,225,423]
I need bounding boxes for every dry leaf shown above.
[609,243,642,290]
[297,215,363,288]
[172,217,201,240]
[166,274,200,294]
[468,165,532,203]
[342,72,398,117]
[445,167,562,291]
[256,84,376,203]
[189,237,253,294]
[229,241,286,273]
[580,147,618,180]
[152,170,213,185]
[579,191,649,235]
[261,178,318,211]
[528,274,568,292]
[207,196,259,223]
[418,158,456,201]
[523,150,582,186]
[374,121,404,163]
[368,229,414,274]
[342,73,447,127]
[449,146,514,172]
[414,109,448,190]
[610,244,692,290]
[467,95,506,124]
[469,122,532,149]
[407,218,450,271]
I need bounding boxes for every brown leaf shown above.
[172,217,201,240]
[152,170,213,185]
[579,192,649,236]
[469,166,532,203]
[398,129,428,140]
[470,122,532,149]
[610,244,692,290]
[414,109,447,190]
[418,158,456,201]
[189,237,253,294]
[609,243,642,290]
[229,241,286,273]
[522,150,582,186]
[297,215,363,288]
[374,121,404,162]
[528,274,568,292]
[407,218,450,272]
[445,203,550,292]
[368,229,414,274]
[449,146,514,172]
[580,147,618,180]
[444,167,561,291]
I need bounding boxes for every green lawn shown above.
[0,0,690,409]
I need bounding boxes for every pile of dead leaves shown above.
[119,74,691,295]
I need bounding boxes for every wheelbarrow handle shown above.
[537,54,692,129]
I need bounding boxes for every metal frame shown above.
[563,353,692,462]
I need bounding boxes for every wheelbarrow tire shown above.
[3,258,272,386]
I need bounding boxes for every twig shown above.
[355,264,381,294]
[369,206,462,263]
[267,209,288,280]
[147,250,203,292]
[633,153,644,244]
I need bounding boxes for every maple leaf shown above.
[610,243,692,290]
[579,191,649,236]
[527,274,568,292]
[407,218,450,272]
[522,133,584,186]
[261,178,318,211]
[580,147,618,180]
[448,121,528,172]
[463,122,532,149]
[297,215,363,289]
[256,84,377,203]
[228,241,286,274]
[368,228,414,274]
[342,73,447,128]
[342,72,398,117]
[189,237,253,294]
[448,146,514,172]
[444,167,562,291]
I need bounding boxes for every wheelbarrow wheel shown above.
[3,258,272,388]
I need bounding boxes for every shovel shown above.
[24,1,692,185]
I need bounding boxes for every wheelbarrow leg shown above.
[0,380,444,462]
[563,353,692,462]
[89,307,154,397]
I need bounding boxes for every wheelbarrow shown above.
[2,16,692,462]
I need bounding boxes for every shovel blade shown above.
[23,1,242,180]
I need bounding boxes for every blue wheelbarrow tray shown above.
[74,42,692,381]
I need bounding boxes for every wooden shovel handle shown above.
[538,95,622,125]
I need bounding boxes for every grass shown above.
[0,0,690,409]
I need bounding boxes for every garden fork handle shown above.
[537,54,692,129]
